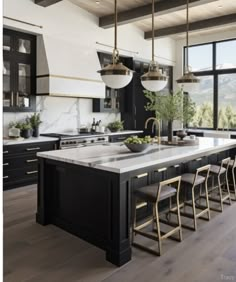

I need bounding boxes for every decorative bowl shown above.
[124,143,150,153]
[176,130,187,140]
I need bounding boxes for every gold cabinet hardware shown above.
[156,167,167,172]
[10,91,14,107]
[26,159,38,163]
[136,202,147,209]
[135,173,148,179]
[26,170,38,175]
[26,147,40,151]
[3,163,9,166]
[3,176,9,179]
[16,91,19,106]
[174,164,180,168]
[3,151,9,154]
[196,158,202,161]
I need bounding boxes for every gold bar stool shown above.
[132,176,182,256]
[228,156,236,201]
[208,157,231,212]
[178,165,211,231]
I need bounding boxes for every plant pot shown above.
[21,129,32,139]
[32,126,39,137]
[167,121,173,143]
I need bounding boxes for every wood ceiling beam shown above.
[144,13,236,39]
[35,0,62,7]
[99,0,217,28]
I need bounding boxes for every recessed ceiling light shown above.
[217,5,223,8]
[96,0,100,4]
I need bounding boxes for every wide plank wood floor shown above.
[4,185,236,282]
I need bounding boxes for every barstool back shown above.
[193,164,211,186]
[157,176,181,205]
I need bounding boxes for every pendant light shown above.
[141,0,168,92]
[176,0,200,92]
[98,0,133,89]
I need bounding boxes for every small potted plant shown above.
[28,113,42,137]
[20,122,32,139]
[107,120,124,132]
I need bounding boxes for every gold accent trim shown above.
[37,74,103,84]
[135,173,148,179]
[36,93,105,98]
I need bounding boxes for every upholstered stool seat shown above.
[135,184,176,202]
[181,173,205,186]
[210,165,226,175]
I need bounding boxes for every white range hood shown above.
[36,35,105,98]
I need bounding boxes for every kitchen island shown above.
[36,137,236,266]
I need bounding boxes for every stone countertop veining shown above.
[37,137,236,174]
[3,136,59,146]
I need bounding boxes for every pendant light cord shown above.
[186,0,189,73]
[152,0,154,63]
[113,0,119,65]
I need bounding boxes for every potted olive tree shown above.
[144,90,195,143]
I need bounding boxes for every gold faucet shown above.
[144,117,161,144]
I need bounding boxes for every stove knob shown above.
[82,140,87,143]
[73,141,77,144]
[98,137,105,141]
[91,140,95,143]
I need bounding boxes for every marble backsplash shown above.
[3,96,120,137]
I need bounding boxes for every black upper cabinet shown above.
[3,28,36,112]
[121,59,173,136]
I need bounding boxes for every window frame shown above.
[184,38,236,131]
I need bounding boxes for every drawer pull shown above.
[3,176,9,179]
[156,167,167,172]
[26,147,40,151]
[135,173,148,179]
[136,202,147,209]
[26,170,38,175]
[3,151,8,154]
[3,163,9,166]
[26,159,38,163]
[174,164,180,168]
[196,158,202,161]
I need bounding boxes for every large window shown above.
[184,38,236,130]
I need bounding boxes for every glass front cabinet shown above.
[3,29,36,112]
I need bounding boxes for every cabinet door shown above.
[3,29,36,112]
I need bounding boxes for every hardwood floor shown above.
[4,185,236,282]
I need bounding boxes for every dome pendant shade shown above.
[141,62,168,92]
[98,62,133,89]
[176,72,200,93]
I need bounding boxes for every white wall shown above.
[3,0,176,136]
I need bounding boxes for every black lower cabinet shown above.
[3,141,57,190]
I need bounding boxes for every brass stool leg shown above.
[192,186,197,231]
[205,181,211,221]
[225,171,231,205]
[232,167,236,200]
[218,176,224,212]
[176,192,182,242]
[154,204,162,256]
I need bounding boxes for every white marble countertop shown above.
[3,136,59,146]
[37,137,236,174]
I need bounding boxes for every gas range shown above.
[40,133,109,149]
